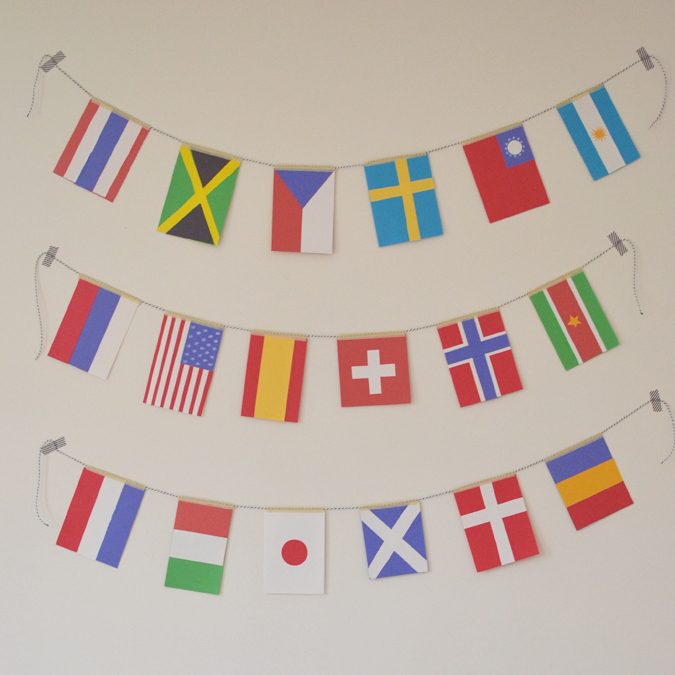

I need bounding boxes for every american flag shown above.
[143,315,223,416]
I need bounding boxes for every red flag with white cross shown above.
[336,335,411,407]
[454,475,539,572]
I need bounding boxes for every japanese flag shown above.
[264,510,325,594]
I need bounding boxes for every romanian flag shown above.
[241,334,307,422]
[546,436,633,530]
[530,270,618,370]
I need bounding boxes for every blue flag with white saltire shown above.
[557,85,639,180]
[360,503,429,579]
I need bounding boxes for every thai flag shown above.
[48,278,139,379]
[557,85,639,180]
[54,100,149,201]
[56,468,144,568]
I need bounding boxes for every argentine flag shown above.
[557,85,639,180]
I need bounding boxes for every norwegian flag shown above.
[437,310,523,407]
[454,475,539,572]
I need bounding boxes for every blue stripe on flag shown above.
[546,436,612,483]
[558,101,608,180]
[591,87,640,166]
[76,112,128,191]
[96,483,144,567]
[69,287,120,372]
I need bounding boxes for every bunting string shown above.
[33,235,642,360]
[34,393,673,520]
[27,51,666,168]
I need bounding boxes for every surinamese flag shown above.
[557,85,639,180]
[143,314,223,417]
[530,269,619,370]
[438,309,523,407]
[165,499,233,594]
[365,154,443,246]
[54,99,149,201]
[463,124,549,223]
[546,436,632,530]
[56,467,144,568]
[157,145,240,245]
[241,334,307,422]
[264,511,325,595]
[454,475,539,572]
[272,168,335,254]
[48,278,139,379]
[360,503,429,579]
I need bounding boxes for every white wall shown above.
[3,1,675,673]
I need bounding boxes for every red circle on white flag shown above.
[281,539,308,565]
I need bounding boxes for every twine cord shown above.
[659,400,675,464]
[35,447,49,526]
[27,52,666,168]
[35,394,672,514]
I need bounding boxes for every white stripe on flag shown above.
[300,173,334,254]
[63,105,109,182]
[567,276,607,353]
[544,286,582,365]
[574,94,626,173]
[169,530,227,565]
[78,477,125,560]
[93,120,143,197]
[88,296,138,379]
[485,347,511,398]
[191,370,208,415]
[149,318,188,409]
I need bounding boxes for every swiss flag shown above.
[337,335,411,407]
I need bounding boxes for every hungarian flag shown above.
[264,511,325,594]
[530,269,619,370]
[241,334,307,422]
[337,335,411,407]
[454,475,539,572]
[165,499,233,594]
[157,145,240,245]
[546,436,632,530]
[463,124,549,223]
[272,168,335,254]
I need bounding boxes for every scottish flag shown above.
[360,503,428,579]
[557,85,639,180]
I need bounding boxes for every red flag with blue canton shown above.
[437,310,523,407]
[463,124,549,223]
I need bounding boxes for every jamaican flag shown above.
[158,145,240,245]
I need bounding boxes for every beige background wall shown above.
[2,1,674,673]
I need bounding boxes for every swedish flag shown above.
[364,154,443,247]
[158,145,240,245]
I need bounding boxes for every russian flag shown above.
[48,278,139,379]
[56,468,144,568]
[54,100,149,201]
[557,85,639,181]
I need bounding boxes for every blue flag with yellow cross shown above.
[364,154,443,247]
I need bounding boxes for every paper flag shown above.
[463,125,549,223]
[157,145,240,245]
[546,436,632,530]
[272,168,335,254]
[360,503,429,579]
[454,475,539,572]
[241,334,307,422]
[143,314,223,417]
[337,335,411,407]
[438,310,523,407]
[56,467,144,567]
[165,499,233,594]
[48,278,139,379]
[54,100,149,201]
[557,85,639,181]
[364,155,443,246]
[264,511,325,595]
[530,270,618,370]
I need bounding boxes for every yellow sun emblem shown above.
[591,127,607,141]
[567,315,581,328]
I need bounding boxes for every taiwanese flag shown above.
[463,125,549,223]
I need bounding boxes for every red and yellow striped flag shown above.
[241,334,307,422]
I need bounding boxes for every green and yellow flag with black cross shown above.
[157,145,241,245]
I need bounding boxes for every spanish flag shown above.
[241,334,307,422]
